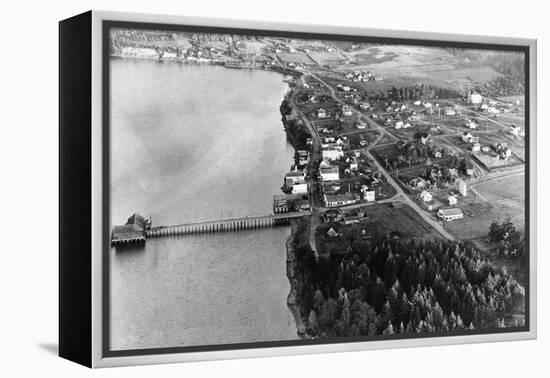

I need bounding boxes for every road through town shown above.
[304,71,455,240]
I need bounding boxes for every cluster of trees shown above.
[488,218,526,259]
[381,138,448,171]
[293,230,524,338]
[483,76,525,97]
[280,98,311,150]
[378,85,462,102]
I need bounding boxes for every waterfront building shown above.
[111,213,150,245]
[273,193,307,213]
[298,150,310,166]
[285,170,306,186]
[292,181,308,194]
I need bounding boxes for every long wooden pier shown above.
[146,212,310,238]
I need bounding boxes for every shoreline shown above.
[110,52,301,77]
[113,51,308,339]
[279,80,310,339]
[285,220,309,339]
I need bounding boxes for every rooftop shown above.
[438,208,464,216]
[320,166,339,174]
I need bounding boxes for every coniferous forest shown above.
[291,221,525,338]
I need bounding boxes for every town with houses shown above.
[111,28,526,268]
[110,29,528,336]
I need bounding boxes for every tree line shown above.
[292,222,525,338]
[488,217,526,259]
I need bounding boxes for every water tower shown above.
[458,179,467,197]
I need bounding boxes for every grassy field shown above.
[332,44,504,90]
[277,53,316,65]
[308,51,346,66]
[445,173,525,242]
[316,203,444,255]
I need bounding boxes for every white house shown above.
[423,102,433,109]
[395,121,404,129]
[469,92,483,105]
[360,102,370,110]
[414,100,422,106]
[448,195,458,206]
[364,190,376,202]
[317,108,327,119]
[320,166,340,181]
[356,121,367,129]
[462,131,474,143]
[420,190,433,202]
[472,142,481,152]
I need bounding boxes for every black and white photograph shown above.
[107,23,530,353]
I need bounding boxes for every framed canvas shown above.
[59,10,537,368]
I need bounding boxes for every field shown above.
[472,151,523,171]
[495,95,525,105]
[277,53,316,66]
[333,45,503,90]
[375,133,397,146]
[308,51,346,66]
[316,203,444,255]
[444,173,525,242]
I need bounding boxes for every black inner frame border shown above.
[102,19,531,358]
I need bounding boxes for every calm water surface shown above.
[110,59,298,350]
